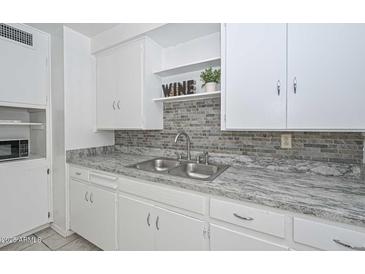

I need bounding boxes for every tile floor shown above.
[0,227,101,251]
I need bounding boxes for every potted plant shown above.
[200,67,221,92]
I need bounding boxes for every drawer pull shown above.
[333,239,365,251]
[156,216,160,230]
[233,213,254,221]
[147,213,151,227]
[75,172,82,176]
[90,192,94,203]
[85,191,89,202]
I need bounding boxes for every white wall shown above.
[64,26,114,150]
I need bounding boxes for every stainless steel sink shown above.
[130,158,181,173]
[168,162,229,181]
[129,157,229,181]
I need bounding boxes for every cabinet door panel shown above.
[70,179,92,241]
[287,24,365,130]
[0,24,48,106]
[114,39,143,129]
[96,48,117,129]
[87,184,116,250]
[118,195,154,250]
[0,163,49,238]
[224,23,287,130]
[210,224,288,251]
[154,207,207,251]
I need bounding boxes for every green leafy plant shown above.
[200,67,221,87]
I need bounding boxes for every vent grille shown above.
[0,24,33,46]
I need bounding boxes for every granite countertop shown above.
[67,152,365,228]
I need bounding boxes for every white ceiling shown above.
[64,23,119,37]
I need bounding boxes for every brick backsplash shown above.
[115,98,364,164]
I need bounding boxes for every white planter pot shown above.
[204,82,217,93]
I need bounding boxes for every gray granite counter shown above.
[67,151,365,228]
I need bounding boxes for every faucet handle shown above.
[203,151,209,165]
[175,152,183,161]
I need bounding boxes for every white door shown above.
[287,24,365,130]
[210,224,288,251]
[113,39,143,129]
[0,163,49,238]
[154,206,207,251]
[70,179,92,241]
[96,47,118,129]
[0,24,48,106]
[118,195,154,251]
[87,184,117,250]
[224,24,287,130]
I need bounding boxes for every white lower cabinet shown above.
[210,224,288,251]
[70,178,117,250]
[153,206,207,251]
[118,195,207,251]
[0,161,49,238]
[118,195,154,250]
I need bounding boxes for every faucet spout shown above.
[174,131,191,161]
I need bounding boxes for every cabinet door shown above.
[0,24,48,106]
[0,163,49,238]
[287,24,365,130]
[210,224,288,251]
[87,184,117,250]
[113,39,143,129]
[96,48,118,129]
[96,39,143,129]
[224,24,287,130]
[70,179,92,241]
[154,207,207,251]
[70,179,117,250]
[118,195,154,250]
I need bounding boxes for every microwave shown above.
[0,139,29,162]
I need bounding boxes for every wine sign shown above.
[162,80,196,97]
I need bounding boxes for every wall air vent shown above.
[0,23,33,46]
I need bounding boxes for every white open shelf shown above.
[154,57,221,77]
[153,91,221,103]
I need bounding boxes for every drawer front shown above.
[210,198,285,238]
[89,171,118,190]
[210,224,288,251]
[294,217,365,251]
[69,166,89,181]
[118,176,207,215]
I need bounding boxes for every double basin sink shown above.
[129,157,229,181]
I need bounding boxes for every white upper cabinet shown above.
[223,23,287,130]
[0,24,49,106]
[223,23,365,131]
[96,37,162,130]
[287,24,365,130]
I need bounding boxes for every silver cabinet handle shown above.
[333,239,365,251]
[293,77,297,94]
[90,192,93,203]
[277,80,281,96]
[233,213,254,221]
[117,100,120,109]
[112,101,116,110]
[156,216,160,230]
[147,213,151,227]
[84,191,89,202]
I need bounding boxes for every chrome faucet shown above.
[174,131,191,161]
